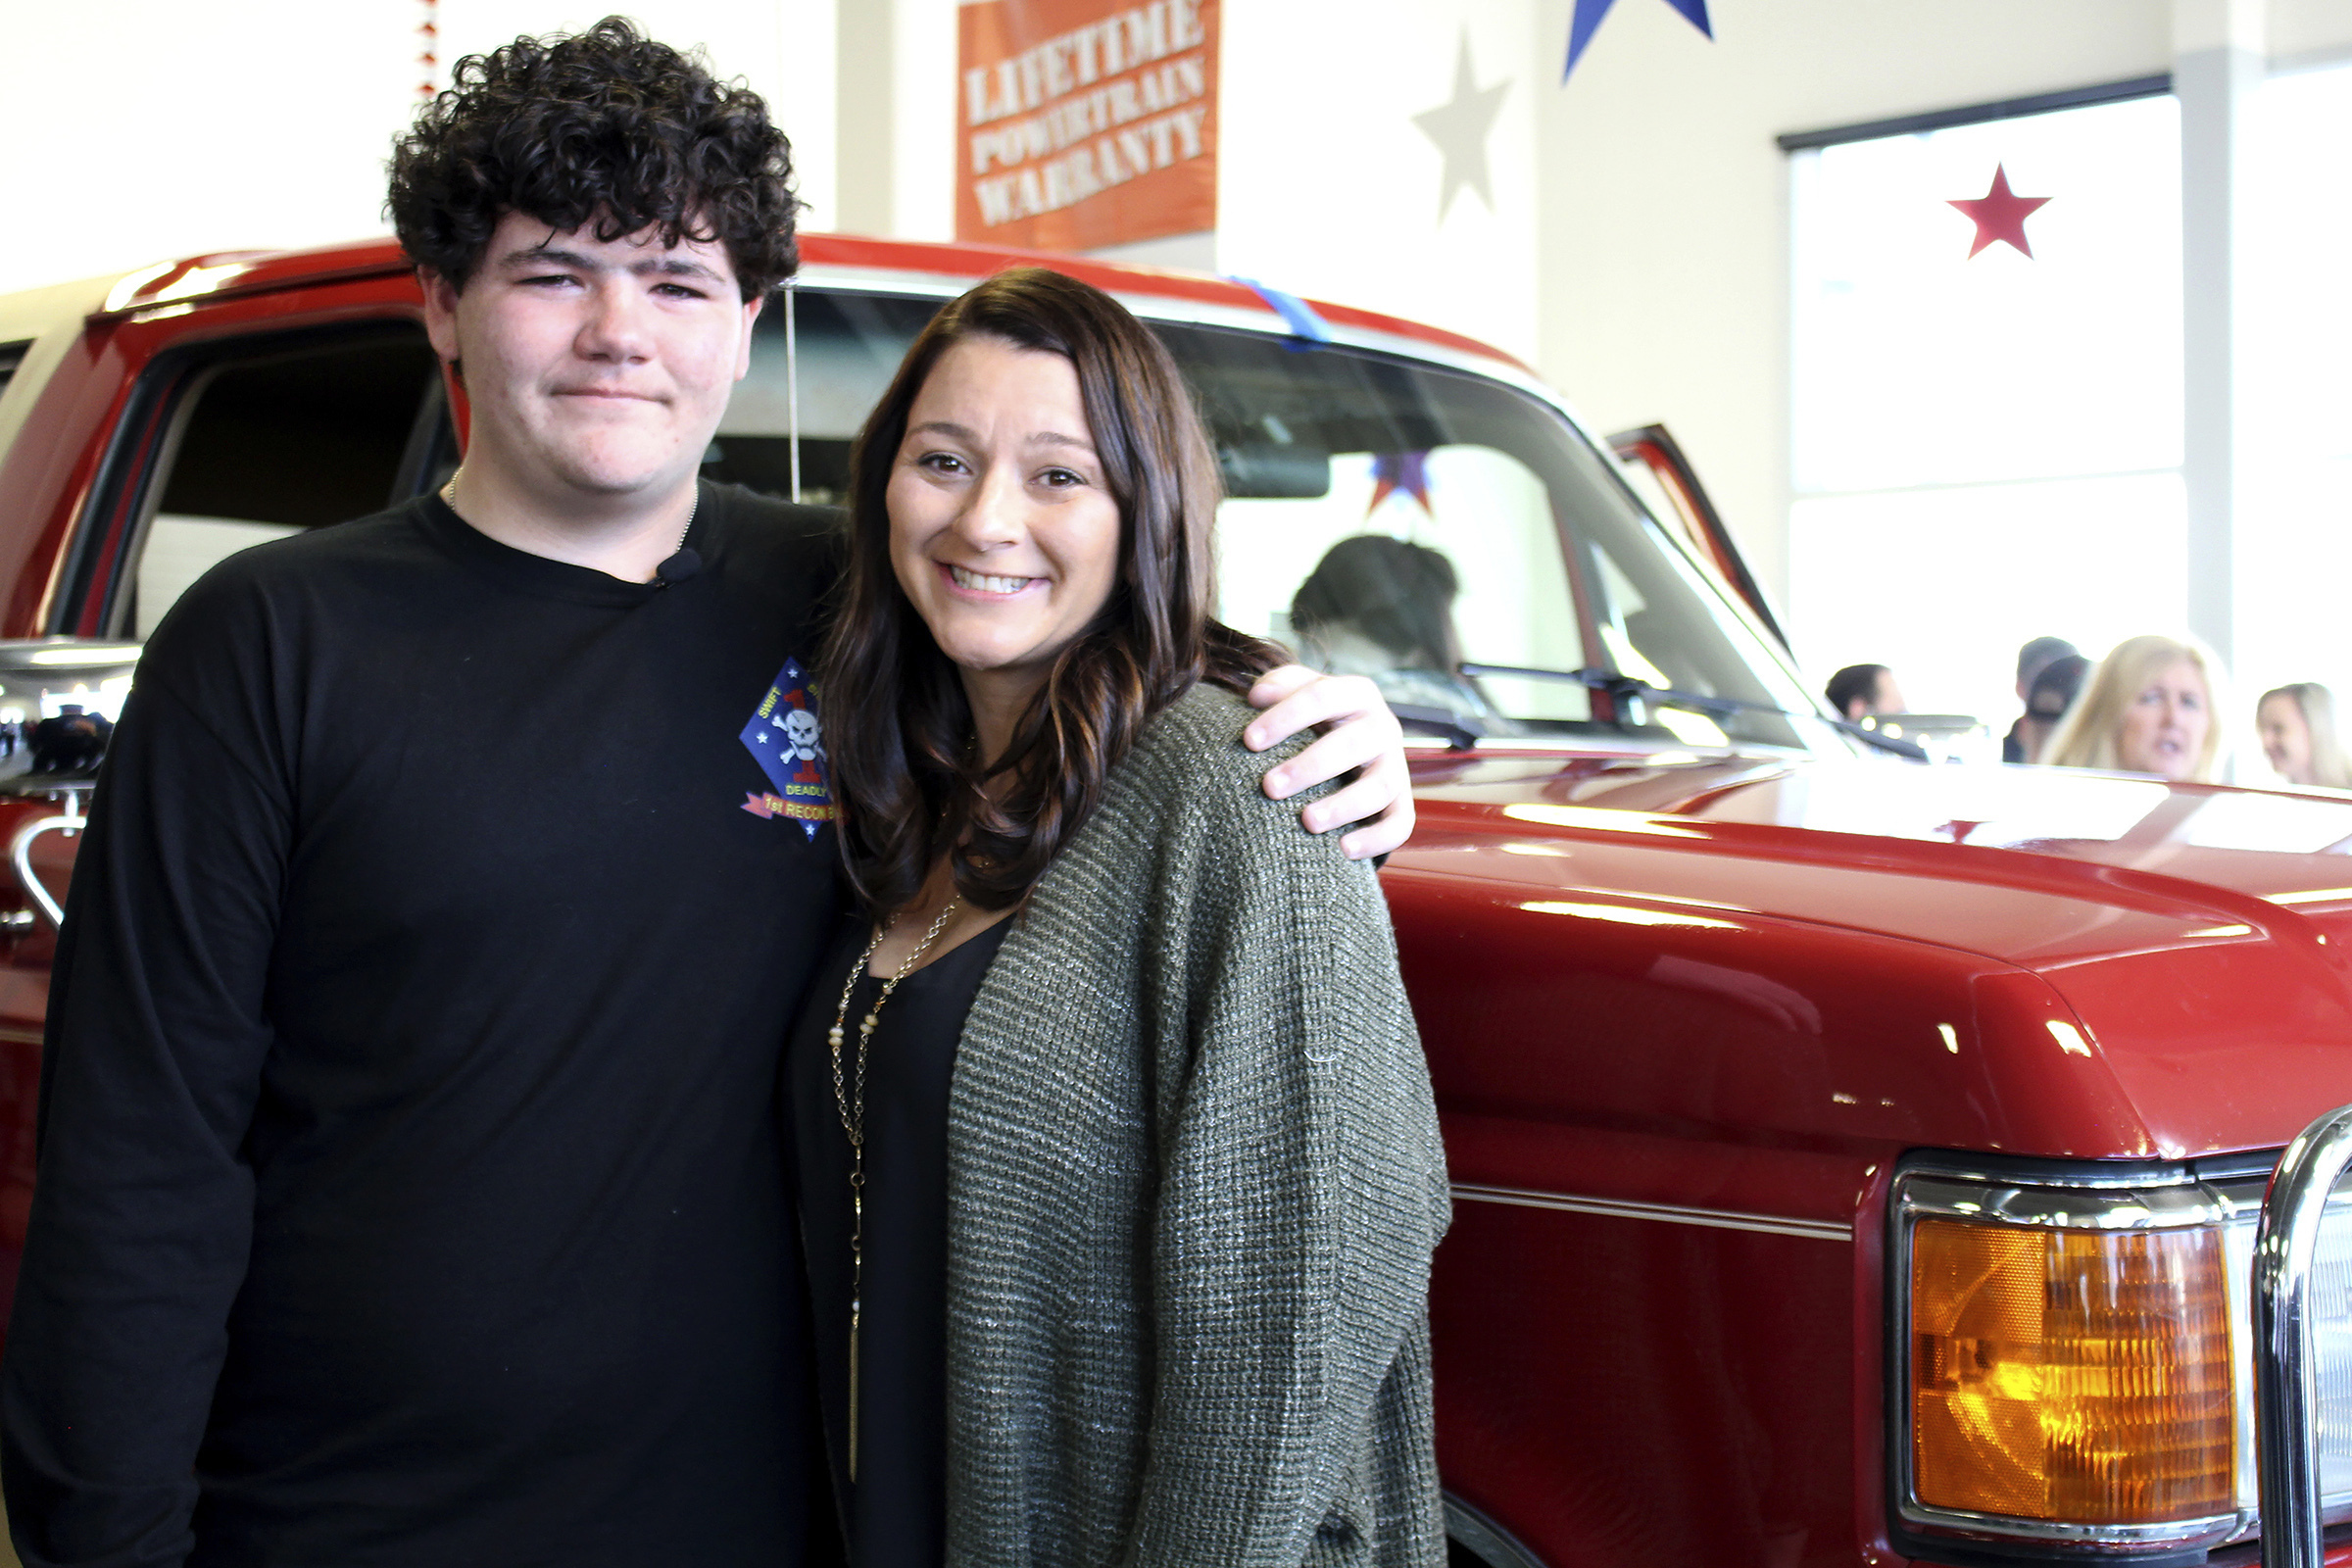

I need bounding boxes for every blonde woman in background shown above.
[2257,683,2352,789]
[2040,634,2228,782]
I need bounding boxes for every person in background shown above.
[793,269,1447,1566]
[1826,662,1904,723]
[2013,653,2089,765]
[2256,683,2352,789]
[28,706,110,775]
[2040,634,2226,782]
[1289,535,1503,727]
[1292,535,1461,681]
[2002,635,2078,762]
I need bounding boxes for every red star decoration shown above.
[1948,164,2050,259]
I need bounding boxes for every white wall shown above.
[0,0,1543,363]
[0,1,836,298]
[438,3,839,227]
[1217,0,1540,364]
[833,0,956,241]
[6,0,416,292]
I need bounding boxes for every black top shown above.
[3,485,847,1568]
[788,913,1013,1568]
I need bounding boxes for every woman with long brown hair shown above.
[784,267,1447,1567]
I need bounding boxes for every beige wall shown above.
[2274,0,2352,63]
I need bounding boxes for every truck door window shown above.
[125,328,445,637]
[713,289,947,505]
[0,342,26,400]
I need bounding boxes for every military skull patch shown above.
[739,658,838,838]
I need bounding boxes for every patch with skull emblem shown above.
[738,657,838,838]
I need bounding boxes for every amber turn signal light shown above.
[1910,1219,2234,1524]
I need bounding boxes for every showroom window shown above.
[1787,89,2183,727]
[2233,59,2352,717]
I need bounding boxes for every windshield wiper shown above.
[1457,662,1924,758]
[1459,662,1773,719]
[1389,704,1485,751]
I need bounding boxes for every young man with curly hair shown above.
[0,18,1412,1568]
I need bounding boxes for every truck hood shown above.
[1410,749,2352,950]
[1399,749,2352,1158]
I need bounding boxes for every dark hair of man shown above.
[819,267,1283,915]
[386,16,798,301]
[1291,535,1463,670]
[2029,654,2091,719]
[1825,662,1889,716]
[2016,634,2078,687]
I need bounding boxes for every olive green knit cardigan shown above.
[946,683,1451,1568]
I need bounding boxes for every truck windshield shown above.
[710,289,1839,754]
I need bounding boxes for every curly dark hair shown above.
[819,268,1284,915]
[387,16,798,300]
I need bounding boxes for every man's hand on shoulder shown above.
[1242,664,1414,861]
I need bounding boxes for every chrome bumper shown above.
[2254,1102,2352,1567]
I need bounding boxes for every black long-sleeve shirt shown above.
[1,485,845,1567]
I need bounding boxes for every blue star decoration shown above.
[1565,0,1712,80]
[1368,452,1434,518]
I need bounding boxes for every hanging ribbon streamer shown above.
[416,0,440,103]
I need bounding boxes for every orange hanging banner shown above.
[956,0,1218,252]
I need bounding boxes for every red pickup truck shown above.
[3,234,2350,1568]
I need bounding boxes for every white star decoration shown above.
[1412,32,1511,220]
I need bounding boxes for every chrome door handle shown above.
[9,790,85,929]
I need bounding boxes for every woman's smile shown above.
[941,563,1043,598]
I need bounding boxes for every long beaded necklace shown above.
[827,895,961,1483]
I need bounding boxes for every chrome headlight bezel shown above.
[1887,1152,2279,1558]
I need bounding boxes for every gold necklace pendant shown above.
[826,894,959,1483]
